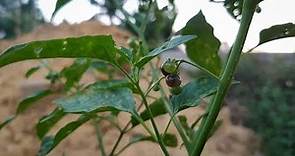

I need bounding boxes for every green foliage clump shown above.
[230,54,295,156]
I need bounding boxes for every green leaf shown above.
[130,133,177,147]
[181,11,222,76]
[0,116,15,130]
[135,35,196,68]
[170,77,218,114]
[178,115,193,137]
[25,66,40,78]
[61,58,91,91]
[52,0,72,18]
[16,90,52,114]
[0,35,117,68]
[118,47,133,63]
[38,115,90,156]
[36,108,66,139]
[0,90,52,131]
[55,80,136,114]
[131,98,167,127]
[162,133,178,147]
[258,23,295,46]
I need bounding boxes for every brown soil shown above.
[0,21,261,156]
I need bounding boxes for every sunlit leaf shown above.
[55,80,136,114]
[170,77,218,114]
[36,108,66,139]
[38,115,90,156]
[0,35,116,68]
[135,35,196,68]
[181,11,222,76]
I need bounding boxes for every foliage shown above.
[229,53,295,156]
[0,0,294,156]
[0,0,44,39]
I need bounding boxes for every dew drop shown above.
[234,1,239,7]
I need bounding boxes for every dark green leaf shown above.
[170,77,218,114]
[131,98,167,127]
[0,35,116,68]
[16,90,52,114]
[0,116,15,130]
[52,0,72,18]
[55,80,136,114]
[258,23,295,46]
[181,11,222,76]
[130,133,177,147]
[0,90,52,130]
[25,66,40,78]
[61,58,91,91]
[118,47,133,63]
[135,35,196,68]
[178,115,193,137]
[38,115,90,156]
[162,133,178,147]
[36,108,67,139]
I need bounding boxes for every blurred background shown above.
[0,0,294,156]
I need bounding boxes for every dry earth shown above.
[0,21,261,156]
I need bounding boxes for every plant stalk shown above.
[189,0,258,155]
[93,119,106,156]
[136,83,170,156]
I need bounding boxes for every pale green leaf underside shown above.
[170,77,219,113]
[55,80,136,114]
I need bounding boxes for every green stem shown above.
[135,83,170,156]
[149,62,190,154]
[189,0,258,155]
[178,60,220,80]
[93,119,106,156]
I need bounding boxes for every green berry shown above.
[161,59,179,75]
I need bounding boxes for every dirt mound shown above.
[0,21,260,156]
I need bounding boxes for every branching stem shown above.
[189,0,258,155]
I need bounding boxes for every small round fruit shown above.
[161,59,178,75]
[161,67,170,76]
[170,86,182,95]
[165,74,181,87]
